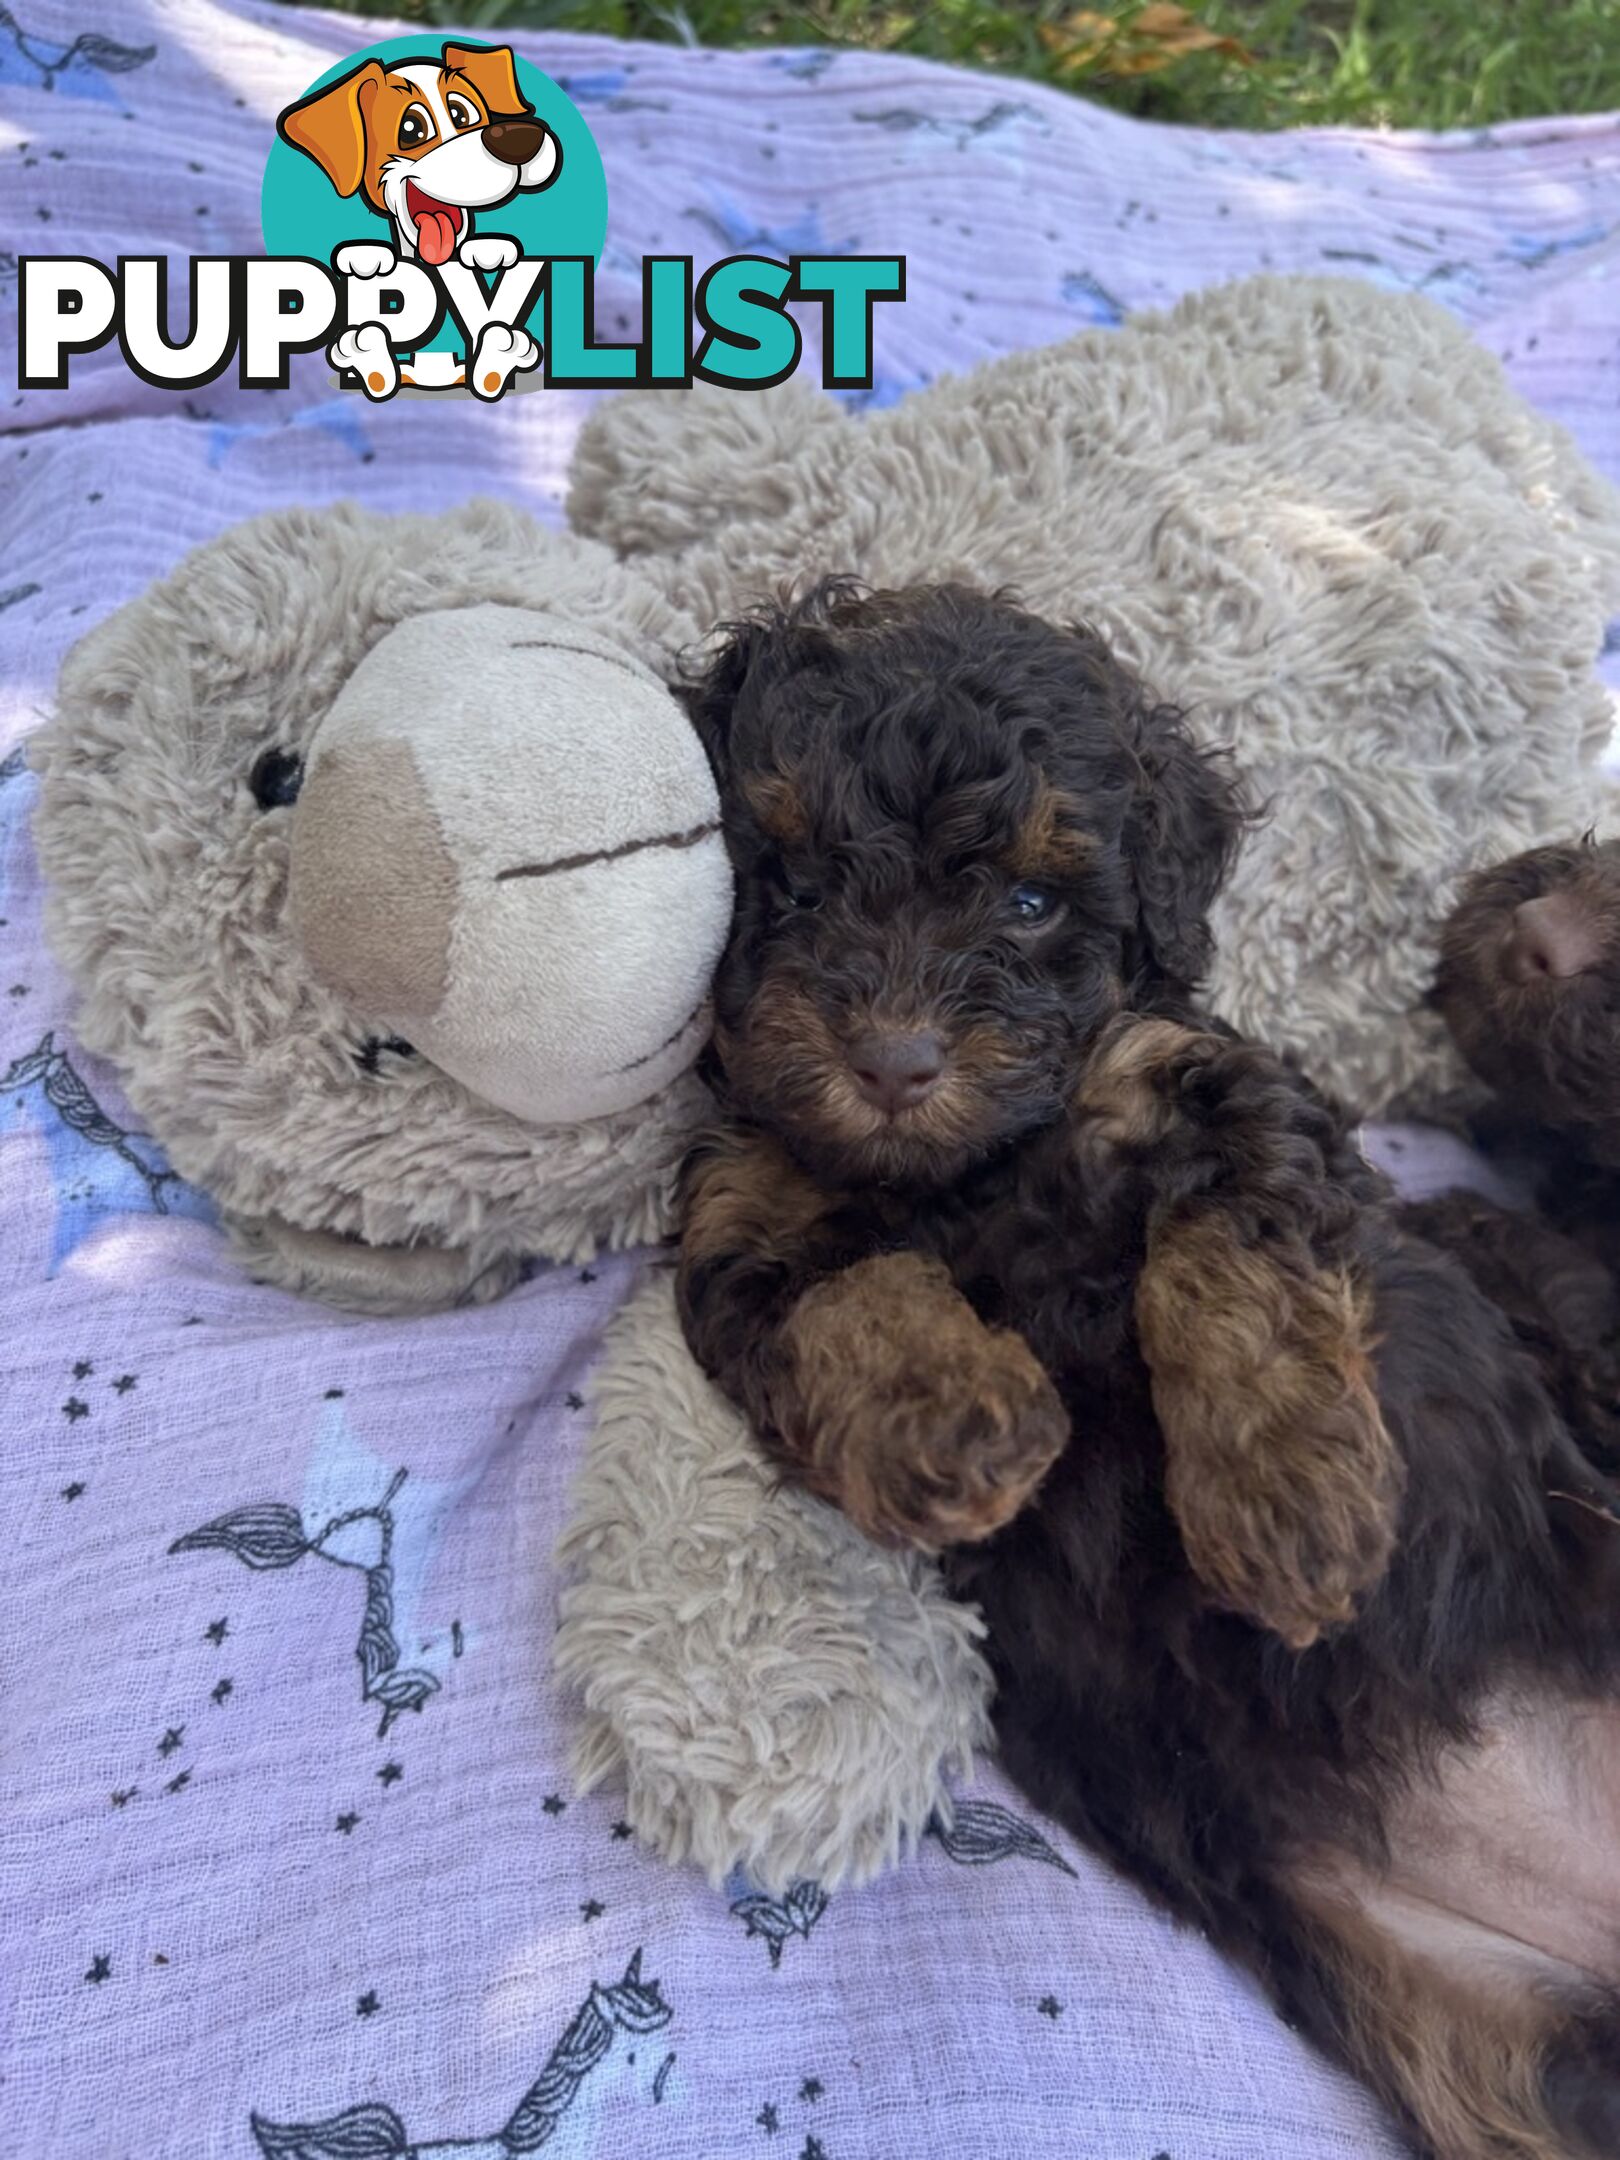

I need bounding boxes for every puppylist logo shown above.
[17,36,906,402]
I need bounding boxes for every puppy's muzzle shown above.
[483,119,546,167]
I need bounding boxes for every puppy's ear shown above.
[1124,697,1245,987]
[278,60,386,199]
[679,612,789,783]
[443,43,530,119]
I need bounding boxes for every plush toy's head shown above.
[31,500,731,1308]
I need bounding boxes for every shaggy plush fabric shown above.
[556,1272,993,1890]
[570,275,1620,1118]
[31,501,718,1309]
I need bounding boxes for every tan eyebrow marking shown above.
[1007,777,1098,880]
[496,820,719,883]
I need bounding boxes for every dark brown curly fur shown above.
[1405,840,1620,1480]
[676,581,1620,2159]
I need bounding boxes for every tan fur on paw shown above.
[1139,1213,1403,1648]
[778,1252,1068,1548]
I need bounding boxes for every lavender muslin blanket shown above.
[2,4,1617,2153]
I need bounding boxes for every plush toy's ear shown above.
[443,42,530,119]
[278,60,386,199]
[1122,694,1247,989]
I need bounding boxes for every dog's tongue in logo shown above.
[406,179,462,267]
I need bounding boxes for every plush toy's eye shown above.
[354,1035,416,1076]
[249,747,304,810]
[1008,882,1056,925]
[398,103,436,150]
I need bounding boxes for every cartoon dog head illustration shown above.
[278,43,562,265]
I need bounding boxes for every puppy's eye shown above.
[1008,882,1056,925]
[249,747,304,810]
[398,104,435,149]
[776,871,823,913]
[446,95,479,130]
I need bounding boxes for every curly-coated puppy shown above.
[676,581,1620,2160]
[1402,840,1620,1475]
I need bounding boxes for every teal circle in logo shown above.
[262,36,607,360]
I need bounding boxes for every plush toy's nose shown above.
[483,118,545,167]
[291,738,455,1021]
[848,1029,946,1115]
[1506,892,1604,982]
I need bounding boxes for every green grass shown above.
[291,0,1620,132]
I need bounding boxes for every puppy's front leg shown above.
[677,1126,1068,1548]
[1076,1019,1403,1649]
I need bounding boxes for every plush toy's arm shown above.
[567,379,850,563]
[556,1272,993,1893]
[676,1125,1068,1549]
[1073,1016,1404,1649]
[224,1212,524,1316]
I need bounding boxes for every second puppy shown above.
[678,580,1620,2160]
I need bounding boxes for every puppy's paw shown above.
[328,323,397,400]
[1139,1213,1403,1648]
[470,321,539,401]
[457,233,520,272]
[333,242,397,280]
[779,1252,1069,1549]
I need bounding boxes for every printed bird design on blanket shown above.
[249,1951,673,2157]
[0,7,155,100]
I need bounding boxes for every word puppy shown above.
[678,581,1620,2160]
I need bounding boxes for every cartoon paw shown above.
[329,323,397,401]
[333,242,396,280]
[470,322,539,401]
[457,234,520,273]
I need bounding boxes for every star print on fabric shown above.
[757,2104,780,2134]
[541,1794,566,1817]
[356,1991,379,2018]
[61,1482,85,1501]
[1037,1995,1063,2018]
[376,1761,403,1786]
[580,1900,604,1923]
[800,2078,825,2102]
[801,2140,827,2160]
[85,1955,111,1984]
[157,1727,184,1758]
[564,1391,585,1412]
[323,1387,344,1400]
[62,1397,88,1422]
[112,1374,137,1395]
[335,1813,360,1834]
[210,1679,233,1705]
[204,1619,228,1646]
[579,1268,597,1284]
[72,1359,93,1379]
[611,1820,633,1841]
[110,1788,136,1807]
[165,1770,191,1795]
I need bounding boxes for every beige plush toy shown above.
[32,501,730,1312]
[33,275,1620,1897]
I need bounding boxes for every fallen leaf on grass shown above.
[1041,3,1256,79]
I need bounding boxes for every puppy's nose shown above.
[1507,893,1605,982]
[848,1029,945,1115]
[482,119,546,167]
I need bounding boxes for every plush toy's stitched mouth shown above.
[611,1000,709,1077]
[405,180,466,267]
[495,821,720,883]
